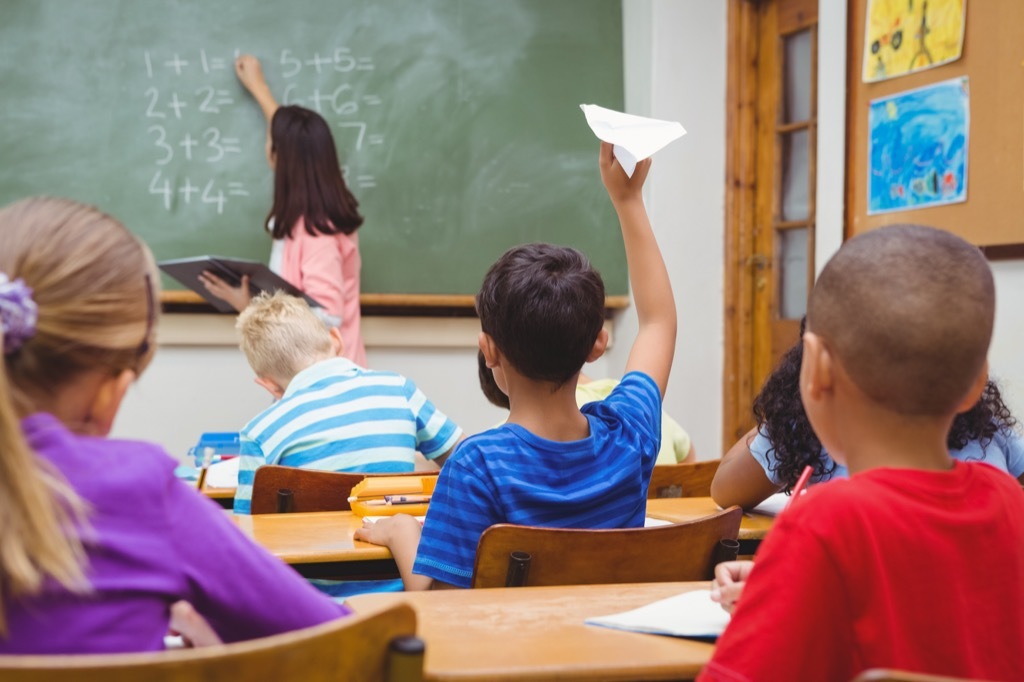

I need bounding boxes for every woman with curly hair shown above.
[711,318,1024,510]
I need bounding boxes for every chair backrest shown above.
[648,460,721,498]
[471,506,743,588]
[0,602,422,682]
[250,466,439,514]
[851,670,984,682]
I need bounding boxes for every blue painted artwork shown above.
[868,77,969,214]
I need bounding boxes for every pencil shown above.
[195,447,214,492]
[785,464,814,510]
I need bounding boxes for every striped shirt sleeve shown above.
[404,379,462,459]
[232,435,267,515]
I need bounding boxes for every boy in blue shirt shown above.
[232,292,462,514]
[356,142,677,589]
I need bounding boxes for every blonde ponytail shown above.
[0,197,159,635]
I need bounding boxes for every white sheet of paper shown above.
[751,492,790,517]
[203,457,240,489]
[585,589,730,638]
[751,490,809,517]
[644,516,673,528]
[580,104,686,176]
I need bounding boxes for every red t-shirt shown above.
[700,461,1024,682]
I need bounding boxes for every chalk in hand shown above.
[580,104,686,177]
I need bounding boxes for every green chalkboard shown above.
[0,0,626,297]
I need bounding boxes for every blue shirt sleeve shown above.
[965,428,1024,478]
[748,428,785,487]
[582,371,663,472]
[1003,430,1024,478]
[412,447,501,588]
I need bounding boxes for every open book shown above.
[585,589,730,640]
[158,256,322,313]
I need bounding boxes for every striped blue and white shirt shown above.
[233,357,461,514]
[413,371,662,587]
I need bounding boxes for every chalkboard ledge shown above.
[161,291,630,317]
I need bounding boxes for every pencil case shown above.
[348,475,438,517]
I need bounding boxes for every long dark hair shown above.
[753,318,1017,491]
[267,105,363,240]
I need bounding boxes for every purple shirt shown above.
[1,413,348,654]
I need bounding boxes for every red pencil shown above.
[785,465,814,510]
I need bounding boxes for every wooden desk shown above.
[645,497,774,541]
[349,582,715,681]
[202,483,235,509]
[230,511,396,579]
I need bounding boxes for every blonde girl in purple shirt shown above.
[0,197,346,654]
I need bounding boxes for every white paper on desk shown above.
[751,491,801,517]
[585,589,729,639]
[644,516,673,528]
[204,457,240,489]
[580,104,686,177]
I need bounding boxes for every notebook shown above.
[585,589,730,640]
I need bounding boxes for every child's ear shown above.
[586,328,610,363]
[329,327,346,358]
[799,332,834,403]
[954,361,989,414]
[254,376,286,400]
[87,369,136,436]
[479,332,500,368]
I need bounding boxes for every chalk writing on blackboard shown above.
[139,47,382,215]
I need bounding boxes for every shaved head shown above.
[807,225,994,416]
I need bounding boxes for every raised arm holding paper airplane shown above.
[580,104,686,176]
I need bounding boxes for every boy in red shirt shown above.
[700,225,1024,681]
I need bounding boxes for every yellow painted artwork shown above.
[863,0,966,82]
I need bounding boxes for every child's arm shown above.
[235,55,279,123]
[710,427,782,510]
[353,515,436,591]
[599,142,676,397]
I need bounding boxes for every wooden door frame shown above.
[722,0,818,449]
[722,0,762,448]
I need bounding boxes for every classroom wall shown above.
[990,261,1024,416]
[112,0,1024,460]
[607,0,728,459]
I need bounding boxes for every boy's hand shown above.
[354,515,433,591]
[198,272,251,312]
[709,560,755,614]
[354,516,399,546]
[599,142,652,205]
[235,54,268,93]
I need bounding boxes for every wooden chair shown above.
[471,506,743,588]
[648,459,721,498]
[851,670,985,682]
[0,602,422,682]
[250,466,438,514]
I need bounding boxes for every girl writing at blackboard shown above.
[0,197,347,653]
[200,55,367,367]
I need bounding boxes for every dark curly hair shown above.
[753,319,1017,491]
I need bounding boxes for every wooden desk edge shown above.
[202,486,235,499]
